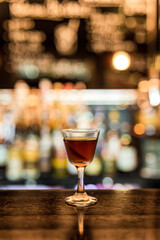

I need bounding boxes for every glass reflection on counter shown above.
[67,205,89,240]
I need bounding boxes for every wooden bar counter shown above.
[0,189,160,239]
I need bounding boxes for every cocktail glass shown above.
[62,129,100,207]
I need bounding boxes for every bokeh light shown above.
[112,51,131,71]
[120,133,132,146]
[138,80,149,93]
[134,123,145,135]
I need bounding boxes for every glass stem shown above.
[77,167,85,193]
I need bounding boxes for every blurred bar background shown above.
[0,0,160,189]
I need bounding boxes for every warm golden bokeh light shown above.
[120,133,132,146]
[149,78,160,106]
[134,123,145,135]
[138,80,149,93]
[149,78,160,88]
[112,51,131,71]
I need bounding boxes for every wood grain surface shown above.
[0,189,160,240]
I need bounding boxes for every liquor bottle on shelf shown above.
[85,107,106,177]
[134,104,159,178]
[100,108,121,175]
[39,124,52,177]
[2,109,15,145]
[6,135,23,181]
[51,128,67,178]
[101,130,120,175]
[22,93,40,181]
[117,125,138,174]
[22,121,40,181]
[0,105,15,181]
[116,134,138,173]
[0,141,8,181]
[140,138,160,178]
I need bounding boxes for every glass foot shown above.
[65,192,97,207]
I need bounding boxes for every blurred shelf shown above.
[1,173,160,190]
